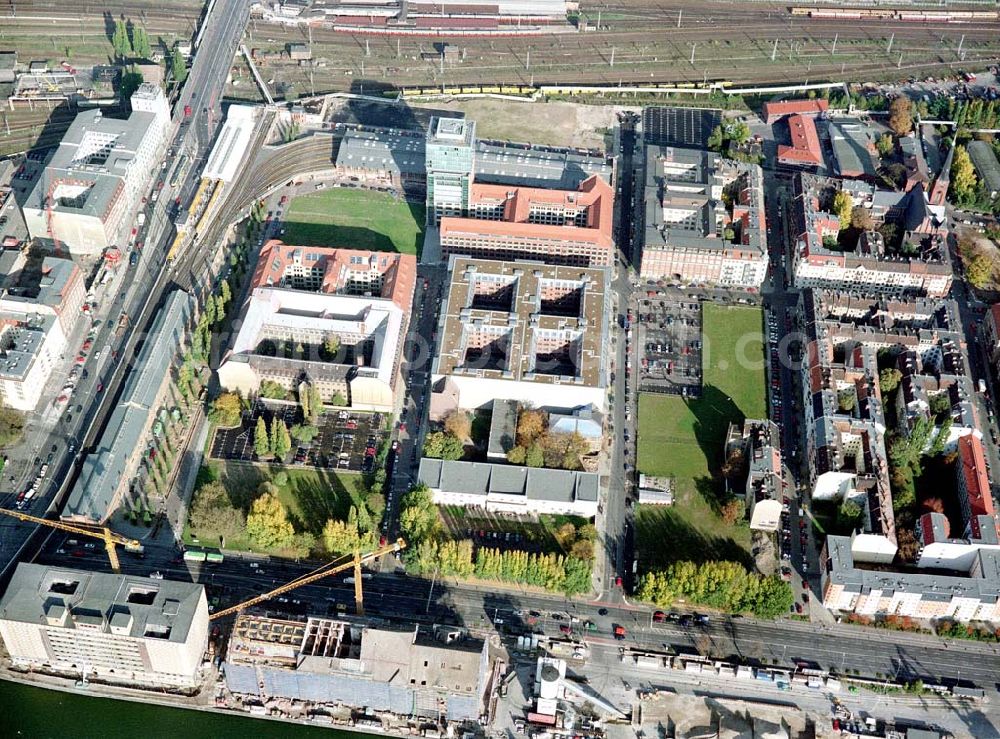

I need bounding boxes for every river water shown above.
[0,680,363,738]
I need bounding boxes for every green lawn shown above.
[183,460,369,554]
[638,304,766,484]
[635,304,765,566]
[283,187,426,255]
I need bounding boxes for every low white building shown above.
[0,563,209,688]
[22,84,170,255]
[418,458,599,518]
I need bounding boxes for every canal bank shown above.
[0,678,376,738]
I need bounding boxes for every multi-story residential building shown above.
[418,458,599,517]
[0,313,66,411]
[219,244,415,412]
[0,256,86,337]
[983,304,1000,375]
[638,145,767,287]
[22,84,170,255]
[438,175,615,268]
[727,420,785,532]
[0,564,208,688]
[426,116,477,224]
[790,173,951,297]
[761,98,829,125]
[821,535,1000,623]
[224,614,490,723]
[64,290,191,523]
[799,288,985,567]
[956,435,998,540]
[428,257,610,416]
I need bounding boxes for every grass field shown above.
[635,304,765,566]
[283,188,426,255]
[183,460,369,554]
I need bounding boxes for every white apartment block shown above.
[23,84,170,255]
[0,564,209,688]
[0,313,67,411]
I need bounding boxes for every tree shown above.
[850,206,875,231]
[120,67,143,103]
[111,19,132,59]
[423,431,464,461]
[246,492,295,549]
[290,423,320,444]
[707,124,724,152]
[307,385,324,423]
[443,410,472,441]
[270,417,291,459]
[554,522,577,548]
[204,294,217,325]
[838,391,856,413]
[322,513,376,556]
[506,445,526,465]
[219,279,232,307]
[875,133,895,158]
[259,380,287,399]
[0,407,25,447]
[170,46,188,85]
[966,251,993,289]
[837,500,863,531]
[728,120,750,145]
[321,335,341,361]
[832,190,853,228]
[209,393,242,428]
[399,484,440,544]
[516,408,547,446]
[720,498,745,525]
[928,392,951,418]
[951,145,978,203]
[330,391,347,406]
[131,26,152,59]
[187,481,245,544]
[879,368,902,395]
[888,95,913,136]
[298,383,311,420]
[365,491,386,518]
[253,417,270,459]
[525,442,545,468]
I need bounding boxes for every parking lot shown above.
[211,401,384,472]
[635,292,703,395]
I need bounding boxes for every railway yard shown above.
[226,0,1000,102]
[2,1,1000,154]
[0,0,203,156]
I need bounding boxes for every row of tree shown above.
[636,561,793,619]
[111,18,153,61]
[253,416,293,460]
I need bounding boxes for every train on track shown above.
[393,80,734,98]
[790,6,1000,22]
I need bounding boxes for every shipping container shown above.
[184,549,207,562]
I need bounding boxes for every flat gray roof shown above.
[828,118,878,178]
[418,457,599,504]
[968,140,1000,193]
[0,563,204,645]
[64,290,191,522]
[487,398,518,457]
[335,126,611,189]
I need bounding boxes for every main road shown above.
[0,0,253,584]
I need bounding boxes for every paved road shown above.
[0,0,252,584]
[33,535,1000,692]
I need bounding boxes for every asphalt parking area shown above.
[635,291,703,396]
[314,411,384,472]
[210,402,384,471]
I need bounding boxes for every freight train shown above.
[790,6,1000,22]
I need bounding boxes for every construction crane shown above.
[210,538,405,621]
[0,509,142,573]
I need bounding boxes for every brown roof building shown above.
[438,175,614,267]
[762,98,829,125]
[251,240,416,313]
[777,114,824,167]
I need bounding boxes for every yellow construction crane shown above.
[210,538,405,621]
[0,509,142,573]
